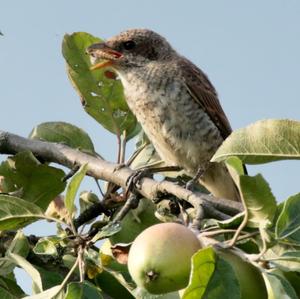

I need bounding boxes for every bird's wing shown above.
[179,57,232,139]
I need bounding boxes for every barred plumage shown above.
[87,29,240,201]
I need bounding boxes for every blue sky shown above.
[1,0,300,293]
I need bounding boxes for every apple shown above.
[216,249,268,299]
[127,222,201,294]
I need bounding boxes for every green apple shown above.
[127,222,201,294]
[217,249,267,299]
[284,271,300,296]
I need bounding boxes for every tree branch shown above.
[0,130,243,222]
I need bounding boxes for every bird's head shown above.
[86,29,175,71]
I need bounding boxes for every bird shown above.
[87,29,240,201]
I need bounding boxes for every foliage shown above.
[62,32,139,141]
[212,119,300,164]
[1,31,300,298]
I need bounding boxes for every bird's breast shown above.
[118,70,223,174]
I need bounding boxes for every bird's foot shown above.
[125,167,152,197]
[125,166,182,197]
[185,166,206,191]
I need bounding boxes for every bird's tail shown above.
[200,162,240,201]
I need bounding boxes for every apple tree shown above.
[1,32,300,299]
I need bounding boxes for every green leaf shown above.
[130,143,164,170]
[35,266,64,291]
[94,269,135,299]
[263,272,298,299]
[91,222,122,243]
[65,164,88,216]
[235,238,260,254]
[269,251,300,272]
[281,251,300,259]
[225,157,245,176]
[0,257,14,277]
[182,247,240,299]
[84,247,102,269]
[0,152,66,210]
[23,285,62,299]
[225,156,245,187]
[0,230,30,276]
[65,281,103,299]
[217,212,244,229]
[79,191,99,215]
[276,193,300,242]
[0,195,44,230]
[7,230,30,257]
[212,119,300,164]
[284,271,300,296]
[29,122,95,153]
[62,254,77,270]
[62,32,139,140]
[133,288,180,298]
[99,240,132,282]
[0,275,25,298]
[8,252,43,294]
[0,287,18,299]
[239,174,277,228]
[33,237,61,256]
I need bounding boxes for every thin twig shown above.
[63,165,80,182]
[113,193,141,222]
[120,130,127,164]
[59,255,80,291]
[126,142,148,166]
[227,191,249,247]
[200,229,241,238]
[94,178,104,197]
[78,246,85,282]
[236,231,259,242]
[250,227,268,261]
[116,132,121,164]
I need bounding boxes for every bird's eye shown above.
[122,40,136,50]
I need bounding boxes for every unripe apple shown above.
[217,249,268,299]
[127,223,201,294]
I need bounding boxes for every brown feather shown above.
[179,57,232,139]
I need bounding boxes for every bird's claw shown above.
[125,168,151,197]
[185,180,196,191]
[185,165,208,190]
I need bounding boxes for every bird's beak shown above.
[86,42,123,71]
